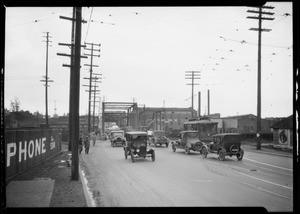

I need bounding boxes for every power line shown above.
[84,7,94,43]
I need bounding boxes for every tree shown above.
[10,97,21,112]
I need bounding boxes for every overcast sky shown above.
[4,2,293,118]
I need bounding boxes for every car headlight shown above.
[136,149,140,152]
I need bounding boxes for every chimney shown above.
[198,91,201,117]
[207,90,210,116]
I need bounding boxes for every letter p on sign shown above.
[7,143,16,167]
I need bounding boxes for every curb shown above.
[79,165,95,207]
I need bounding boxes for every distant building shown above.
[271,115,293,149]
[138,107,196,131]
[220,114,279,134]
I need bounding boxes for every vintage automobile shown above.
[124,131,155,163]
[171,131,203,155]
[200,133,244,161]
[149,130,169,147]
[110,130,126,147]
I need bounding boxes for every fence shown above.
[5,128,62,183]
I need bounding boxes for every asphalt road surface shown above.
[80,139,293,211]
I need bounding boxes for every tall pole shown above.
[88,43,93,133]
[71,6,82,181]
[41,32,53,128]
[185,71,200,119]
[84,43,100,133]
[198,91,201,117]
[247,5,274,150]
[207,90,210,116]
[45,32,49,128]
[69,7,75,151]
[257,7,262,150]
[57,8,87,152]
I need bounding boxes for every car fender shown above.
[218,148,227,155]
[201,144,210,152]
[171,141,178,146]
[239,148,244,155]
[186,143,192,148]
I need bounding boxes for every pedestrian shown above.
[92,133,96,146]
[79,136,83,154]
[84,136,90,154]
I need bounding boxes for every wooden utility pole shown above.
[185,71,200,119]
[198,91,201,117]
[92,78,101,130]
[247,5,274,150]
[82,73,101,132]
[70,6,82,180]
[58,8,87,151]
[207,90,210,116]
[84,43,101,133]
[40,32,53,129]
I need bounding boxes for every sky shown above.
[4,2,293,118]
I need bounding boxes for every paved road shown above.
[80,139,293,211]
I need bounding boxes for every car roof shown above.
[180,130,198,134]
[126,131,148,135]
[213,133,241,137]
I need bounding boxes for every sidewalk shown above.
[242,142,293,158]
[5,142,88,208]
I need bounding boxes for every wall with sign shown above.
[5,129,62,182]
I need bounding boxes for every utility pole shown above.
[207,90,210,116]
[84,42,101,134]
[71,6,82,181]
[198,91,201,117]
[92,78,101,131]
[57,7,86,180]
[40,32,53,129]
[247,5,274,150]
[185,71,200,119]
[82,73,101,133]
[58,8,87,151]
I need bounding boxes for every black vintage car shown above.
[171,131,203,155]
[124,131,155,163]
[200,133,244,161]
[110,130,126,147]
[149,130,169,147]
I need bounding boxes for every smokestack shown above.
[198,91,201,117]
[207,90,210,116]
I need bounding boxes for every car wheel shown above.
[172,144,176,152]
[201,147,207,158]
[151,151,155,161]
[131,152,135,163]
[185,146,190,155]
[124,149,127,159]
[237,151,244,161]
[218,150,225,161]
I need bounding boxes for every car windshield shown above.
[153,131,165,137]
[131,135,148,147]
[131,135,148,140]
[112,132,124,137]
[198,124,217,138]
[184,132,199,139]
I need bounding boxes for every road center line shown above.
[243,157,292,171]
